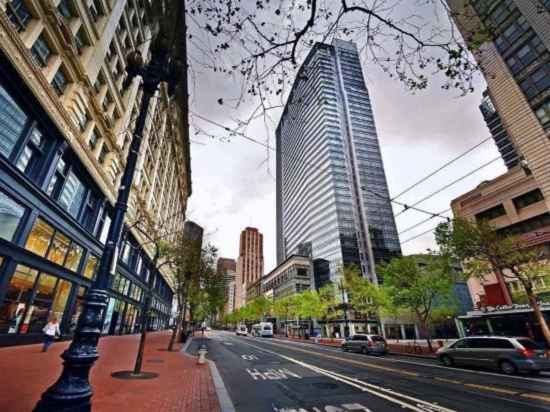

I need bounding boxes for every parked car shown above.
[437,336,550,375]
[236,325,248,336]
[341,334,388,355]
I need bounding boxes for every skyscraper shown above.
[479,90,520,169]
[447,0,550,209]
[276,39,401,285]
[235,227,263,307]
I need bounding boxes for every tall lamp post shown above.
[34,30,183,412]
[338,279,350,338]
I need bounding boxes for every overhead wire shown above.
[394,156,501,217]
[391,136,493,200]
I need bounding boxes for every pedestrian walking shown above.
[42,317,61,352]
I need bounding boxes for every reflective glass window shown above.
[20,272,56,334]
[70,286,86,332]
[0,265,38,333]
[0,82,28,158]
[64,242,83,271]
[30,35,52,68]
[49,279,71,325]
[46,231,70,265]
[58,170,86,218]
[83,254,98,279]
[0,190,25,241]
[25,218,55,257]
[15,127,47,176]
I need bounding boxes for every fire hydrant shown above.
[197,345,208,364]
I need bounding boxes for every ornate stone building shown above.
[0,0,191,345]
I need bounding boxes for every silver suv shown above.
[341,334,388,355]
[437,336,550,375]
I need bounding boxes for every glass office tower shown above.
[276,39,401,286]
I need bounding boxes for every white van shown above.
[251,322,273,337]
[236,325,248,336]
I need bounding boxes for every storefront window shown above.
[102,297,115,334]
[83,254,98,279]
[70,286,86,332]
[21,273,56,334]
[0,190,25,241]
[50,279,71,324]
[25,218,54,256]
[47,231,70,265]
[64,242,83,271]
[0,265,38,334]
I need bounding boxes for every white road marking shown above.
[274,405,372,412]
[242,354,259,360]
[238,338,455,412]
[264,335,550,384]
[246,367,302,380]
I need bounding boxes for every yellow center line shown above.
[464,383,518,396]
[521,393,550,403]
[434,377,463,385]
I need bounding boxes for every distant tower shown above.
[235,227,264,307]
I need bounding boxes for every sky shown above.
[184,1,508,273]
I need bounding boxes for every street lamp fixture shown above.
[34,32,183,412]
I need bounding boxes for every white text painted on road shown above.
[274,403,372,412]
[246,368,302,380]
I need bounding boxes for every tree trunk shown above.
[168,311,182,352]
[526,289,550,349]
[416,311,433,353]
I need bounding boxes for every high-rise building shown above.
[479,90,520,169]
[235,227,263,307]
[447,0,550,209]
[276,39,401,285]
[217,257,237,314]
[217,257,237,276]
[0,1,191,345]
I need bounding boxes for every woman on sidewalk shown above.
[42,317,61,352]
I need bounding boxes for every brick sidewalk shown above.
[0,331,220,412]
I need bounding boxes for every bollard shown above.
[197,345,208,364]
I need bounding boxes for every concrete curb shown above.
[207,359,236,412]
[181,335,193,355]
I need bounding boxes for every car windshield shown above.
[517,339,543,350]
[263,326,271,330]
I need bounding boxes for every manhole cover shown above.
[312,382,338,390]
[147,359,164,363]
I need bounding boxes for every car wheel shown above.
[361,346,368,355]
[499,360,517,375]
[440,355,454,367]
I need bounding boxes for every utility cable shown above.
[391,136,493,200]
[394,156,501,217]
[398,208,452,235]
[400,225,442,245]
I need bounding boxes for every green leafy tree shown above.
[436,218,550,348]
[378,254,456,351]
[341,265,388,316]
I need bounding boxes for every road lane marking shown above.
[434,377,462,385]
[240,339,455,412]
[274,404,372,412]
[246,368,302,380]
[241,354,259,360]
[265,335,550,384]
[464,383,518,395]
[248,337,419,377]
[521,393,550,403]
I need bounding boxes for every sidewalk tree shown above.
[436,218,550,348]
[341,265,388,317]
[378,254,456,351]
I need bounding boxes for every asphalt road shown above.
[187,331,550,412]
